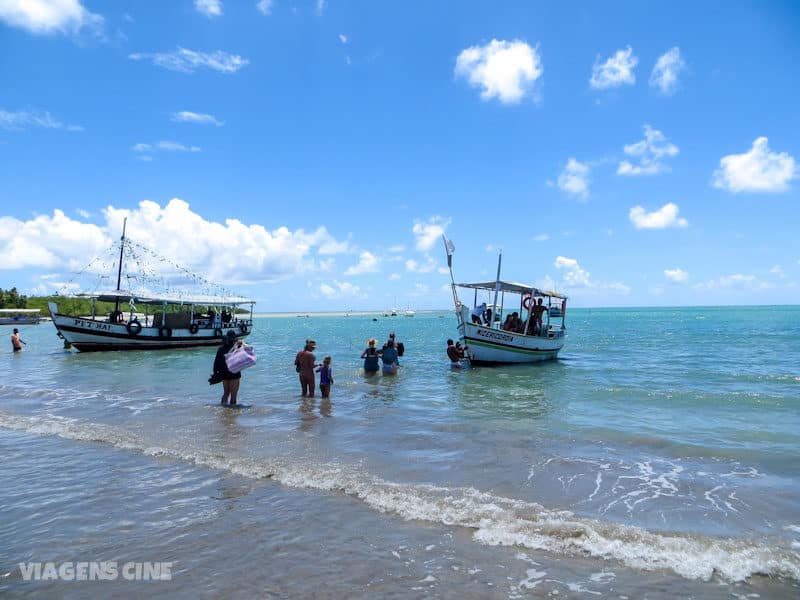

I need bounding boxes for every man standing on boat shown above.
[11,328,25,352]
[471,302,487,325]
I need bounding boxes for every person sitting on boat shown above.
[380,340,399,375]
[502,314,514,331]
[471,302,487,325]
[531,299,548,335]
[221,309,232,325]
[446,339,463,368]
[361,338,380,375]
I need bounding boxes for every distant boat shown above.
[48,219,255,352]
[0,308,42,326]
[404,309,415,317]
[443,235,567,365]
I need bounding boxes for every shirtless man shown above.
[11,328,24,352]
[295,339,319,397]
[531,298,548,335]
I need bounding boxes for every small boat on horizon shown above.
[442,235,567,365]
[48,219,255,352]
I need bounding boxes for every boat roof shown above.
[0,308,41,313]
[456,280,568,299]
[71,290,255,306]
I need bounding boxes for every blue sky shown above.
[1,0,798,310]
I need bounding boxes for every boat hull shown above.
[459,322,564,365]
[50,313,251,352]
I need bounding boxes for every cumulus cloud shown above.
[455,39,543,104]
[171,111,224,126]
[412,216,450,251]
[0,108,83,132]
[0,199,351,292]
[617,125,679,176]
[195,0,222,17]
[343,251,379,275]
[338,34,347,44]
[590,46,637,90]
[664,268,688,283]
[629,203,688,229]
[255,0,272,15]
[649,47,685,94]
[319,281,362,300]
[712,137,796,193]
[129,47,248,74]
[557,158,590,199]
[0,0,103,36]
[555,256,591,287]
[405,256,437,273]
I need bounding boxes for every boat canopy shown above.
[72,290,255,306]
[455,280,567,300]
[0,308,41,313]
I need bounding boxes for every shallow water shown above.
[1,307,799,598]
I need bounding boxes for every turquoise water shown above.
[1,307,799,598]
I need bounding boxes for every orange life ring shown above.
[522,295,533,310]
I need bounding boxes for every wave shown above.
[1,410,798,584]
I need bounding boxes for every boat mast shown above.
[114,217,127,315]
[492,250,502,320]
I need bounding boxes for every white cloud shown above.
[0,108,82,132]
[617,125,679,176]
[455,39,543,104]
[629,203,688,229]
[712,137,796,193]
[129,47,248,74]
[0,0,103,36]
[76,208,91,219]
[555,256,591,287]
[590,46,638,90]
[533,233,549,242]
[344,251,379,275]
[694,273,767,291]
[132,141,202,155]
[557,158,590,199]
[195,0,222,17]
[649,47,685,94]
[389,273,401,281]
[0,199,353,292]
[770,265,785,279]
[405,256,437,273]
[171,111,224,126]
[387,245,405,253]
[319,280,362,299]
[664,268,688,283]
[315,0,326,16]
[412,216,450,251]
[338,34,348,44]
[255,0,272,15]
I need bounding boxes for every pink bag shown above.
[224,344,257,373]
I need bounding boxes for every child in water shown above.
[317,356,334,398]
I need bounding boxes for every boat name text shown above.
[72,318,112,332]
[475,329,514,342]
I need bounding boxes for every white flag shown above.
[442,235,455,267]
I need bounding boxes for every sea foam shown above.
[1,410,799,584]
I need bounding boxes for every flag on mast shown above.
[442,235,455,268]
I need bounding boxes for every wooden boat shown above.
[48,219,255,352]
[442,236,567,365]
[0,308,42,326]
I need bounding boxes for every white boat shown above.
[404,309,416,317]
[442,235,567,365]
[48,220,255,352]
[0,308,43,326]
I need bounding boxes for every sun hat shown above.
[367,338,377,346]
